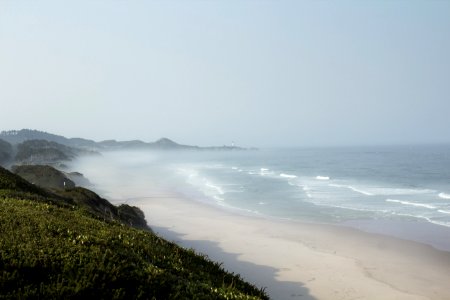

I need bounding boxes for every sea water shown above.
[73,145,450,250]
[158,146,450,230]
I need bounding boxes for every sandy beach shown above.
[125,191,450,300]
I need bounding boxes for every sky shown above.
[1,0,449,147]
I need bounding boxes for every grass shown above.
[0,167,269,299]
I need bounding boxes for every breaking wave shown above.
[386,199,436,209]
[329,184,374,196]
[438,193,450,200]
[280,173,297,179]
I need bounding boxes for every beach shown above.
[71,150,450,300]
[128,191,450,300]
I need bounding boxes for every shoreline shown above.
[124,191,450,300]
[341,219,450,252]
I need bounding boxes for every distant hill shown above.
[0,129,249,151]
[0,129,97,149]
[0,139,13,165]
[13,139,98,166]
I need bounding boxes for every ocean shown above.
[73,145,450,250]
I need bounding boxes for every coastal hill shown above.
[0,139,13,165]
[0,129,248,151]
[0,165,147,230]
[0,138,99,168]
[12,164,77,190]
[0,166,268,299]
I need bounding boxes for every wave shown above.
[329,184,374,196]
[213,195,224,202]
[332,184,432,197]
[316,176,330,180]
[312,202,390,214]
[438,193,450,200]
[327,182,434,197]
[346,186,373,196]
[368,187,435,196]
[438,210,450,215]
[385,199,436,209]
[300,185,313,198]
[205,182,225,195]
[394,213,450,228]
[260,168,274,176]
[280,173,297,179]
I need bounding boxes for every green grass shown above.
[0,167,269,299]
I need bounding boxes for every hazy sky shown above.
[1,1,449,147]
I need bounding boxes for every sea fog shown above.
[70,146,450,251]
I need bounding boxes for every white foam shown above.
[386,199,436,209]
[213,195,224,202]
[394,213,450,228]
[347,186,373,196]
[280,173,297,179]
[316,176,330,180]
[365,187,435,196]
[438,210,450,215]
[231,166,238,170]
[205,182,225,195]
[258,202,265,205]
[312,203,390,214]
[329,184,373,196]
[438,192,450,200]
[429,220,450,228]
[259,168,273,176]
[328,183,434,196]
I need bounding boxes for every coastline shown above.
[125,190,450,300]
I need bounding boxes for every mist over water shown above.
[70,146,450,249]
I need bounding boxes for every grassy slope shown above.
[5,165,149,230]
[12,164,76,190]
[0,168,268,299]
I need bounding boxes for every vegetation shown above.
[12,164,76,190]
[15,140,75,165]
[2,165,148,230]
[0,167,268,299]
[0,139,13,166]
[54,187,149,230]
[0,166,50,198]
